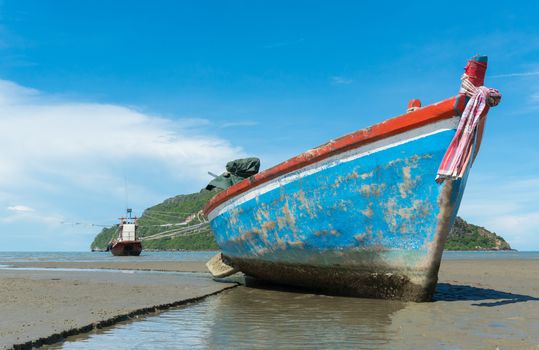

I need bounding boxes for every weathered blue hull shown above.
[207,114,470,301]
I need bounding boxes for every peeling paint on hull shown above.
[207,117,469,301]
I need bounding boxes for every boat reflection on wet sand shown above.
[50,286,404,349]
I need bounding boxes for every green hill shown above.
[91,189,220,251]
[91,191,511,251]
[445,216,511,251]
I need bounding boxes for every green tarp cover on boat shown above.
[206,157,261,191]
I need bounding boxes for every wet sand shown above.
[1,259,538,349]
[2,260,208,273]
[0,267,236,349]
[388,259,539,349]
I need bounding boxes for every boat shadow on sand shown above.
[221,276,538,307]
[230,277,539,307]
[434,283,539,307]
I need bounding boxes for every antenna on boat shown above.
[124,173,129,213]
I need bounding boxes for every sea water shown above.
[1,250,537,265]
[0,250,216,264]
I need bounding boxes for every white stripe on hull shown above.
[208,117,460,221]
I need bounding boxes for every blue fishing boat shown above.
[203,56,501,301]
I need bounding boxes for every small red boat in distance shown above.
[110,209,142,256]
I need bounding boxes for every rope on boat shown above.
[137,220,188,228]
[140,213,184,222]
[67,208,211,243]
[141,210,201,216]
[135,209,210,241]
[436,57,501,183]
[139,221,210,241]
[60,221,112,228]
[196,211,208,223]
[138,209,204,227]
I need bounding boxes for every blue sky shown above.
[0,1,538,250]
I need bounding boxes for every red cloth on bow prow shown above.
[436,55,501,183]
[464,55,488,86]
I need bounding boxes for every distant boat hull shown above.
[111,240,142,256]
[204,96,473,301]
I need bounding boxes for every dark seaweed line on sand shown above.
[11,284,239,350]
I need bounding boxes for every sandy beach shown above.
[0,265,235,349]
[389,259,539,349]
[1,258,538,349]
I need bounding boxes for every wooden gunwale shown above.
[204,95,465,216]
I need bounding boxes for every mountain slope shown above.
[91,189,219,251]
[445,216,511,250]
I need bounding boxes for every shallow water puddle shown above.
[47,287,404,349]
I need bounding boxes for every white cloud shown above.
[330,76,353,85]
[7,205,34,212]
[0,79,244,249]
[220,120,258,128]
[490,71,539,78]
[0,79,243,192]
[1,211,62,225]
[487,212,539,248]
[460,176,539,250]
[2,203,63,226]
